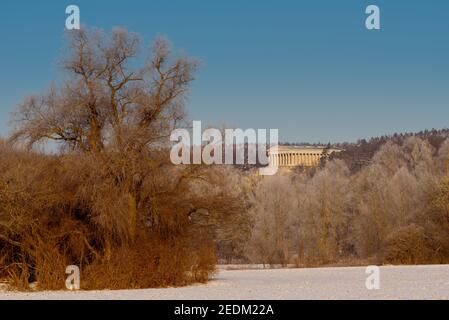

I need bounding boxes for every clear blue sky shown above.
[0,0,448,143]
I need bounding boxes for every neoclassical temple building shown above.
[268,145,341,167]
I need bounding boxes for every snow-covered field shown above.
[1,265,449,300]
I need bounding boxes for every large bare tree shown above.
[13,28,196,153]
[11,29,246,250]
[11,28,204,243]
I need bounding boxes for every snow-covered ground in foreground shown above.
[1,265,449,300]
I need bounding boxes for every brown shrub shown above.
[82,233,216,290]
[0,145,223,290]
[385,225,428,264]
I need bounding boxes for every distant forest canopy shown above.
[281,128,449,172]
[282,128,449,148]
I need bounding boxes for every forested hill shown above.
[329,128,449,172]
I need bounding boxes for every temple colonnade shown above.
[268,146,340,167]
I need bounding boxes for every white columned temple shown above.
[268,146,342,168]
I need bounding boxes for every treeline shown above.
[331,129,449,172]
[239,136,449,266]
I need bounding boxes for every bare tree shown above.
[13,29,196,153]
[11,28,200,242]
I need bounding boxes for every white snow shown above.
[1,265,448,300]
